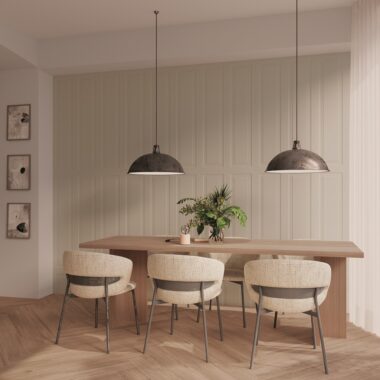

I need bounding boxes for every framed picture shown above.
[7,104,31,141]
[7,155,31,190]
[7,203,31,239]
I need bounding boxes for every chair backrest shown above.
[244,259,331,290]
[244,259,331,313]
[148,253,224,283]
[63,251,133,282]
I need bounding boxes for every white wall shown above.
[349,0,380,336]
[53,53,349,305]
[37,70,54,297]
[40,7,351,75]
[0,68,53,298]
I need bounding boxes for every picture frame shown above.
[7,154,31,190]
[7,104,31,141]
[7,203,31,239]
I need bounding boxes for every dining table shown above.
[79,235,364,339]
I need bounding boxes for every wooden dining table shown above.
[79,235,364,339]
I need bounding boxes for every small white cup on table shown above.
[179,225,191,245]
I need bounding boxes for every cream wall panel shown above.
[54,53,349,308]
[152,177,170,235]
[261,62,282,164]
[202,67,224,167]
[125,72,144,166]
[177,69,197,167]
[322,174,343,240]
[261,175,282,239]
[101,73,120,170]
[292,175,311,239]
[322,58,344,164]
[230,64,252,167]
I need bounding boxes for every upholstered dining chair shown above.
[244,259,331,374]
[147,236,192,320]
[272,240,315,328]
[55,250,140,353]
[202,242,273,328]
[143,253,224,362]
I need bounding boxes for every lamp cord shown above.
[295,0,298,143]
[154,10,159,148]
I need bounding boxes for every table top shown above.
[79,236,364,259]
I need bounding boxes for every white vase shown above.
[179,233,191,245]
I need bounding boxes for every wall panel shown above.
[54,53,349,307]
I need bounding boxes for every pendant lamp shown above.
[265,0,329,174]
[128,10,184,175]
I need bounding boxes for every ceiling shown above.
[0,0,355,40]
[0,45,32,70]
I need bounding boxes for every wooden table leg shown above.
[316,257,347,338]
[109,250,148,327]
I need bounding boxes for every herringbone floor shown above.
[0,295,379,379]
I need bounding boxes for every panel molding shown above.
[54,54,350,307]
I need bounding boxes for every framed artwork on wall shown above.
[7,154,31,190]
[7,104,31,141]
[7,203,31,239]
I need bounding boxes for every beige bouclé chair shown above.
[245,259,331,374]
[55,251,140,353]
[143,253,225,362]
[203,248,273,328]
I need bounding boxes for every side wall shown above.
[0,68,53,298]
[349,0,380,336]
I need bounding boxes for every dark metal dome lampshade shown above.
[128,10,184,176]
[265,0,329,174]
[128,145,184,175]
[266,140,329,173]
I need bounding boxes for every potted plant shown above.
[177,184,247,243]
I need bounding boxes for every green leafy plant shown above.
[177,184,247,242]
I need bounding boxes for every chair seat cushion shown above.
[70,279,136,299]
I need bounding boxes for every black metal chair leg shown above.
[95,298,99,328]
[104,278,110,354]
[55,277,70,344]
[240,282,247,328]
[273,311,278,329]
[314,292,329,374]
[216,296,223,341]
[175,304,179,320]
[170,304,175,335]
[209,299,212,311]
[250,288,263,369]
[311,314,316,349]
[200,283,209,362]
[131,289,140,335]
[143,284,158,353]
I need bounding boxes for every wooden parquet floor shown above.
[0,295,380,380]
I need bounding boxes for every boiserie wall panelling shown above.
[54,53,349,306]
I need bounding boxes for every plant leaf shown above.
[197,223,205,235]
